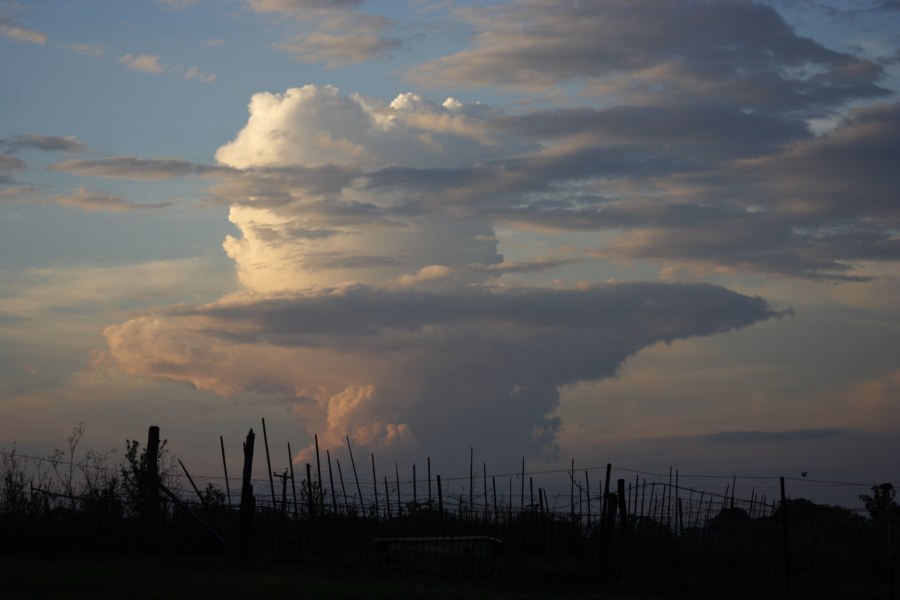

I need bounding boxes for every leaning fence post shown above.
[220,435,232,509]
[239,429,256,556]
[780,476,791,592]
[178,458,206,506]
[261,418,275,511]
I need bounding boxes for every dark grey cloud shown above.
[48,156,218,181]
[0,155,25,173]
[207,164,358,208]
[246,0,401,66]
[54,187,175,212]
[0,135,85,153]
[361,100,900,281]
[491,104,812,160]
[706,429,846,444]
[107,282,778,464]
[412,0,889,116]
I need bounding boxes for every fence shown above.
[1,426,897,598]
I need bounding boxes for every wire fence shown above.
[1,445,896,596]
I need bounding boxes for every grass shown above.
[0,556,620,600]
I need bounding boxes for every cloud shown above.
[180,66,216,83]
[119,53,163,74]
[0,184,174,212]
[64,43,104,57]
[277,31,401,67]
[214,85,525,171]
[247,0,365,15]
[207,85,900,288]
[49,156,218,180]
[119,53,215,82]
[53,187,175,212]
[0,155,25,173]
[104,283,777,464]
[0,17,46,44]
[705,429,846,444]
[410,0,889,115]
[586,101,900,280]
[100,42,894,469]
[159,0,199,8]
[0,135,86,153]
[245,0,401,65]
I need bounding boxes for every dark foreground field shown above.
[0,557,618,600]
[2,556,894,600]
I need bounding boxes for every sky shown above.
[1,0,899,509]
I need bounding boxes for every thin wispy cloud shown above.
[119,53,216,83]
[246,0,402,65]
[119,53,163,73]
[0,135,85,153]
[49,156,218,180]
[0,16,46,44]
[64,43,104,57]
[54,187,175,212]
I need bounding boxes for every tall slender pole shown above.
[287,442,298,518]
[427,457,432,507]
[371,453,379,517]
[413,463,417,508]
[326,449,337,513]
[469,447,474,519]
[336,458,349,513]
[602,463,612,530]
[780,476,791,592]
[314,434,324,511]
[395,462,401,516]
[261,418,275,510]
[306,463,315,519]
[220,435,232,508]
[483,461,488,521]
[521,456,525,513]
[239,429,255,555]
[346,436,364,516]
[178,459,205,506]
[570,458,575,521]
[145,426,160,523]
[437,474,444,531]
[493,475,498,524]
[585,471,591,524]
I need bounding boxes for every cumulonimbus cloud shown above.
[104,283,779,465]
[100,80,790,467]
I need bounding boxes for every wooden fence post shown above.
[220,435,232,508]
[437,474,444,532]
[617,478,628,532]
[261,418,275,511]
[780,476,791,592]
[346,437,364,516]
[327,449,337,513]
[288,443,298,518]
[239,428,255,556]
[144,425,160,524]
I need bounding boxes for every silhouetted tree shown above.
[860,483,900,525]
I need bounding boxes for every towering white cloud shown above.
[103,83,780,466]
[213,85,525,293]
